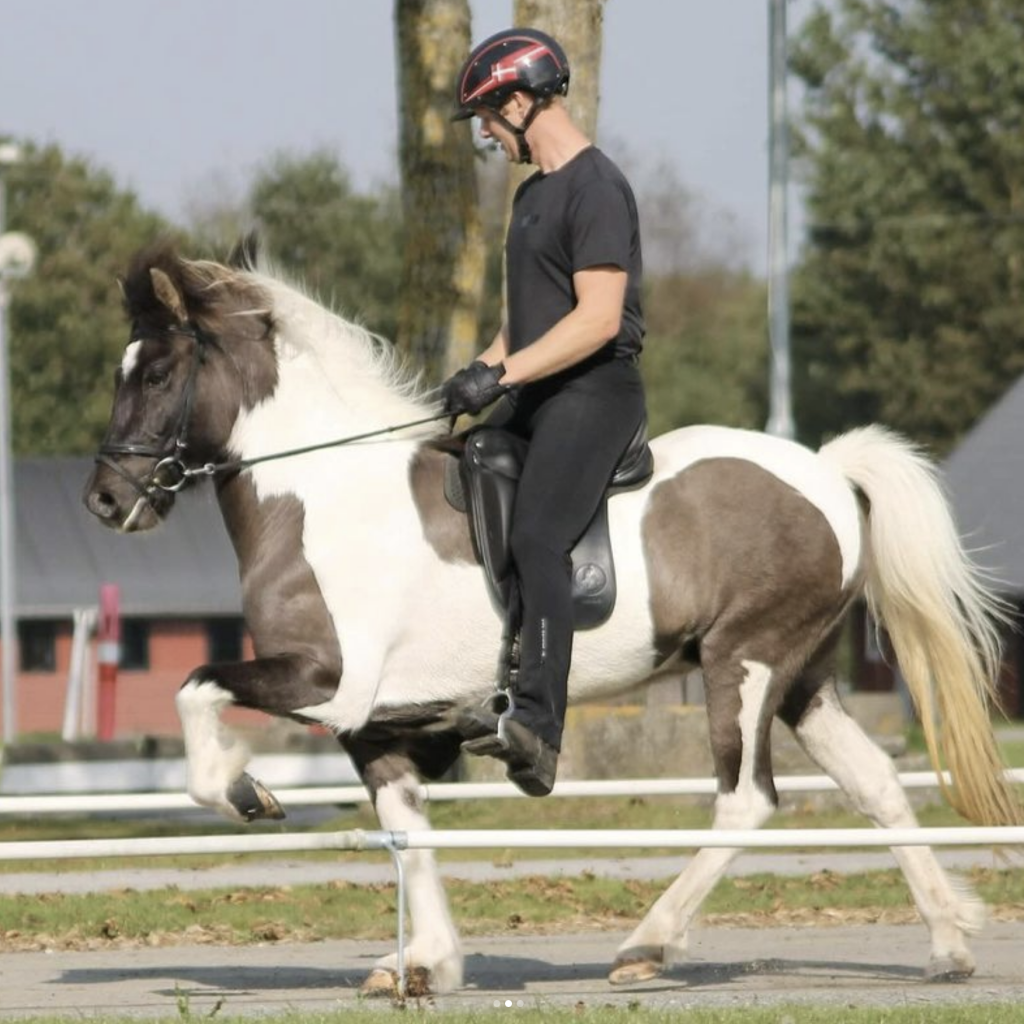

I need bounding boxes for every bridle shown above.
[95,322,210,503]
[95,321,451,509]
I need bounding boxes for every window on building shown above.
[18,620,56,672]
[120,618,150,671]
[207,617,244,663]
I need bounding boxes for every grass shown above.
[1,864,1023,952]
[5,1006,1024,1024]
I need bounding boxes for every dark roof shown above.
[14,457,242,617]
[944,376,1024,595]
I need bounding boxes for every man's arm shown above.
[500,266,626,385]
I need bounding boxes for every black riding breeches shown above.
[489,356,646,750]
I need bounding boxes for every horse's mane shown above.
[122,239,273,340]
[122,240,436,418]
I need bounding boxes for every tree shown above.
[504,0,606,206]
[642,269,768,437]
[632,159,768,435]
[395,0,485,381]
[248,150,404,344]
[790,0,1024,452]
[3,142,171,454]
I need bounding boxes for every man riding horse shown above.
[443,27,648,796]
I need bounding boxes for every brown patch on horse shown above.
[642,457,848,659]
[216,473,342,709]
[642,457,855,796]
[408,444,478,565]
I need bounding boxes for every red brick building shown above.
[1,457,253,740]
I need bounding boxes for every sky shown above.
[1,0,816,273]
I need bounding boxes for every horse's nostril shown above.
[86,490,119,520]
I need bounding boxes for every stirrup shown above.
[458,691,512,751]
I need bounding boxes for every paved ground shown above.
[0,847,1014,895]
[1,850,1023,1017]
[3,924,1024,1018]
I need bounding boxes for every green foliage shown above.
[790,0,1024,452]
[641,269,768,437]
[248,150,403,344]
[3,141,174,454]
[0,866,1022,952]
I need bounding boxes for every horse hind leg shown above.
[780,677,983,980]
[610,653,779,985]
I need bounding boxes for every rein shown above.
[97,320,451,499]
[175,411,452,488]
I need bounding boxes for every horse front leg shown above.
[343,736,464,996]
[176,654,338,822]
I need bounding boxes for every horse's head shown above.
[83,241,276,532]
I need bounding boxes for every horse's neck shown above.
[228,344,426,460]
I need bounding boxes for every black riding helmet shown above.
[452,27,570,162]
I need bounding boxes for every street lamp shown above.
[0,142,36,745]
[765,0,795,440]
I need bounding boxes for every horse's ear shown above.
[228,231,260,271]
[150,267,188,324]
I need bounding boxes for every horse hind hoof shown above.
[924,956,975,983]
[226,773,286,822]
[608,954,665,986]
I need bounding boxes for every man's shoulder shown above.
[570,147,629,184]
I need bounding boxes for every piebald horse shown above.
[85,242,1021,994]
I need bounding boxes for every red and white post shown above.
[96,583,120,742]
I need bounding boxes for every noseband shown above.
[95,323,209,504]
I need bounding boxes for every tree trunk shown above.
[395,0,486,382]
[505,0,607,204]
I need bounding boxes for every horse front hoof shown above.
[360,967,433,999]
[925,955,975,983]
[226,773,286,822]
[608,954,665,986]
[361,968,399,998]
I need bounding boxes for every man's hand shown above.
[442,360,509,415]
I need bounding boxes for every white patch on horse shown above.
[372,777,463,990]
[223,283,503,732]
[121,340,142,381]
[175,679,250,818]
[718,658,774,823]
[649,427,862,587]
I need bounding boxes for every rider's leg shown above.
[503,358,645,791]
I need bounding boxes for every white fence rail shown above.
[3,778,1024,994]
[2,768,1023,815]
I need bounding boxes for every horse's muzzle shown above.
[82,459,173,532]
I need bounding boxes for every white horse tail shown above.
[819,424,1022,827]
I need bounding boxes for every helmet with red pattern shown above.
[453,27,570,121]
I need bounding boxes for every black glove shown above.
[442,360,509,416]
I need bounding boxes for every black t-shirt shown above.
[505,146,645,361]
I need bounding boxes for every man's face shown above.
[475,97,525,163]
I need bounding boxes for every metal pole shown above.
[765,0,795,439]
[0,167,16,743]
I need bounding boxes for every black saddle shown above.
[445,418,654,630]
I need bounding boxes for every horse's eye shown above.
[143,366,170,389]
